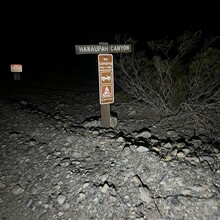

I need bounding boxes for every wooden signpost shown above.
[75,43,132,127]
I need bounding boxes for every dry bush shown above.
[114,32,220,138]
[181,39,220,138]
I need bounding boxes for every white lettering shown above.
[99,62,112,65]
[78,45,109,53]
[109,45,130,52]
[77,45,130,54]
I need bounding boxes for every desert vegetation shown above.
[114,31,220,139]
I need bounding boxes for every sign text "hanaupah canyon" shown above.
[75,44,131,54]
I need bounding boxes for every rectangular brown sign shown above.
[98,54,114,105]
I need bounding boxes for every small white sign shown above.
[10,64,22,72]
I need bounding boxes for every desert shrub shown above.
[114,31,202,114]
[114,32,220,137]
[188,46,220,98]
[181,41,220,135]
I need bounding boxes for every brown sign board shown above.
[98,54,114,105]
[75,44,131,54]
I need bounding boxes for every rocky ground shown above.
[0,82,220,220]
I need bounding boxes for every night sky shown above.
[1,0,220,85]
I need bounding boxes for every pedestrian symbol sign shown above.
[98,54,114,104]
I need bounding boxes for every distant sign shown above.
[10,64,22,72]
[75,44,131,54]
[98,54,114,105]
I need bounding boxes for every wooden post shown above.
[99,42,111,128]
[101,103,111,127]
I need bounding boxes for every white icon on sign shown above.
[101,76,111,81]
[103,86,112,97]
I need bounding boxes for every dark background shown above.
[1,0,220,88]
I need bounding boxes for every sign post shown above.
[10,64,22,80]
[98,51,114,127]
[75,43,131,128]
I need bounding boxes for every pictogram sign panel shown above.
[98,54,114,104]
